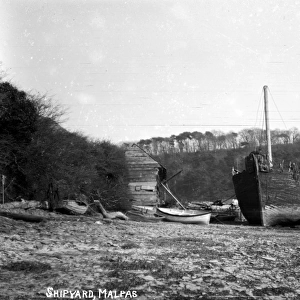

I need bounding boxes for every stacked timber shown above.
[125,144,166,206]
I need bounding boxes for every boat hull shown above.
[60,200,88,215]
[210,214,236,223]
[232,166,264,225]
[131,205,157,215]
[126,210,164,222]
[233,154,300,226]
[156,207,211,224]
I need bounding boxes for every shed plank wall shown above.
[125,145,161,206]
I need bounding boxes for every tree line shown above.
[137,127,300,156]
[0,81,129,210]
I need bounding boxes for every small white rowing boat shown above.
[156,207,211,224]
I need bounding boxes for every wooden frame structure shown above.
[125,144,166,206]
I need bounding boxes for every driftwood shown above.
[95,201,128,221]
[1,200,41,210]
[0,211,45,223]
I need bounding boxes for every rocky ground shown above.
[0,208,300,300]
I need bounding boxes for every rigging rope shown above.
[267,87,288,130]
[257,87,266,148]
[254,88,264,128]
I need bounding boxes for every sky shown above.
[1,0,300,143]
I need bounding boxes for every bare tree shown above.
[290,127,300,144]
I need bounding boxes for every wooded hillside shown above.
[134,126,300,205]
[151,143,300,205]
[0,81,129,210]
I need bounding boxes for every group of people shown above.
[232,147,300,181]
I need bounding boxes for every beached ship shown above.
[232,86,300,226]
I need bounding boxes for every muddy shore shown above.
[1,214,300,300]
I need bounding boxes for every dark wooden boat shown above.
[126,210,164,222]
[131,205,157,215]
[56,200,88,215]
[232,86,300,226]
[210,213,236,223]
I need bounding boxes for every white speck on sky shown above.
[1,0,300,143]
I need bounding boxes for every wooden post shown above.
[264,85,273,167]
[160,182,186,210]
[2,175,5,204]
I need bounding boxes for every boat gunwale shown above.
[156,207,211,218]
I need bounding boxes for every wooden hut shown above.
[125,144,167,206]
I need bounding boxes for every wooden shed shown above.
[125,144,167,206]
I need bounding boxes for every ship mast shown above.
[264,85,273,167]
